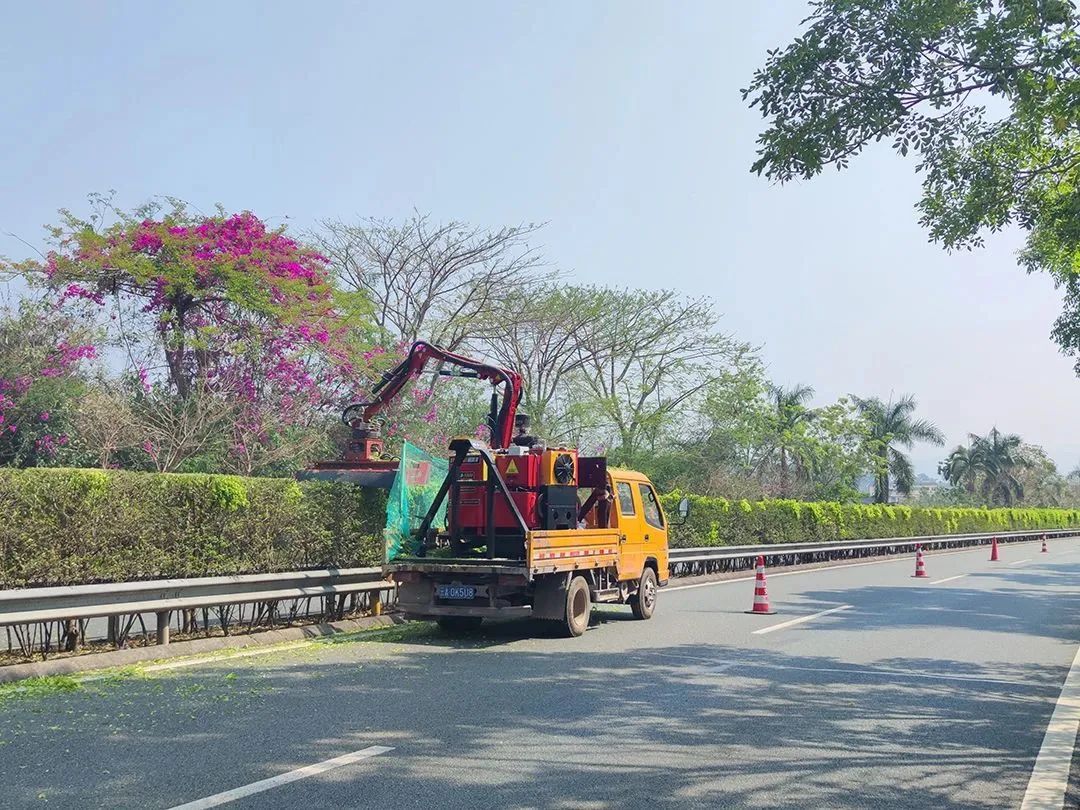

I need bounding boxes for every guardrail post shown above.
[156,611,170,645]
[63,618,80,652]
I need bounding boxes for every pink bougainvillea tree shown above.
[31,198,379,473]
[0,300,97,466]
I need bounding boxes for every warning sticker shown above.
[506,459,519,475]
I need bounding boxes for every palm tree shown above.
[969,427,1030,506]
[770,383,815,497]
[939,445,977,494]
[852,394,945,503]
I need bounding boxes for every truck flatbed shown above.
[384,558,529,576]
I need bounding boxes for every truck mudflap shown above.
[531,572,570,620]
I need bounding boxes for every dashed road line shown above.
[751,604,852,636]
[167,745,393,809]
[1008,559,1032,567]
[929,574,968,585]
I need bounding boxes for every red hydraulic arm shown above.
[341,341,524,452]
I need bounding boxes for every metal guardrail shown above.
[667,528,1080,576]
[1,527,1076,650]
[0,568,394,646]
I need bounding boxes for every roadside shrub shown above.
[0,468,385,588]
[660,492,1080,548]
[3,468,1078,587]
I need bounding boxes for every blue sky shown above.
[2,1,1078,474]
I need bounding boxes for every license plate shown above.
[437,584,476,600]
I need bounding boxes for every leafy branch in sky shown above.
[744,0,1080,369]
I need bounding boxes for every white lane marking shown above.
[929,574,968,585]
[1021,643,1080,809]
[168,745,393,810]
[665,536,1070,593]
[751,604,852,636]
[1008,559,1032,567]
[143,641,312,672]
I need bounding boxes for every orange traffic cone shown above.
[746,555,776,615]
[990,536,1000,561]
[1042,535,1049,553]
[912,544,928,578]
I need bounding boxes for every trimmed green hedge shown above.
[0,468,385,588]
[660,492,1080,548]
[3,468,1079,588]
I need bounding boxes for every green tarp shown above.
[384,441,449,562]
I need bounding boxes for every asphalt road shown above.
[3,537,1080,809]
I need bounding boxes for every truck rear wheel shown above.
[436,616,483,633]
[630,568,657,620]
[564,576,591,637]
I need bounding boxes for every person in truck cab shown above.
[577,484,614,530]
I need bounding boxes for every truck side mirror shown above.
[676,496,690,525]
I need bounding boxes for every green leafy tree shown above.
[853,394,944,502]
[939,445,978,495]
[572,288,755,465]
[940,428,1063,506]
[1014,442,1068,506]
[663,367,869,501]
[797,397,875,501]
[744,0,1080,368]
[970,427,1032,505]
[646,354,773,497]
[769,383,817,497]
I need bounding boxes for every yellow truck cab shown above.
[386,439,683,637]
[605,467,671,589]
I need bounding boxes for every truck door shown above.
[613,478,645,581]
[637,482,669,581]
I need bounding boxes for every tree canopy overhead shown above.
[743,0,1080,368]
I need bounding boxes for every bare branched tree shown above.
[477,285,601,441]
[572,289,754,459]
[69,383,141,468]
[313,214,548,350]
[133,383,232,472]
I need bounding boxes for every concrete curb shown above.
[0,613,408,684]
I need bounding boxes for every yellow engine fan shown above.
[540,448,578,486]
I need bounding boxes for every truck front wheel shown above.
[564,576,592,637]
[630,568,657,620]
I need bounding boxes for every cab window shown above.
[639,483,664,529]
[616,481,636,516]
